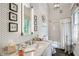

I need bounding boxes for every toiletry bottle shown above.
[18,47,24,56]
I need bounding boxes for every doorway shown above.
[60,18,71,50]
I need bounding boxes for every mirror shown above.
[21,4,31,35]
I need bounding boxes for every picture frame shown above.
[34,21,37,25]
[34,15,38,31]
[9,12,17,21]
[9,22,18,32]
[34,26,37,31]
[9,3,18,12]
[34,15,37,25]
[34,15,37,20]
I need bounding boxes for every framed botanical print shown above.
[9,3,18,12]
[9,12,17,21]
[34,15,38,31]
[9,22,18,32]
[34,15,37,20]
[34,26,37,31]
[34,21,37,25]
[34,16,37,25]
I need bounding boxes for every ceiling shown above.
[48,3,73,21]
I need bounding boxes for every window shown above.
[72,10,79,43]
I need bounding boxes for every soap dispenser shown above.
[18,45,24,56]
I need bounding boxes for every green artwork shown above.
[24,16,29,34]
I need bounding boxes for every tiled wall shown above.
[0,3,49,48]
[0,3,33,48]
[31,3,49,40]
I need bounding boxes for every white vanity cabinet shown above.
[42,44,52,56]
[73,43,79,56]
[9,41,52,56]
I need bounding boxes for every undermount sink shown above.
[9,41,50,56]
[24,41,46,53]
[24,43,37,53]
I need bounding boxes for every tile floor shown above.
[52,48,74,56]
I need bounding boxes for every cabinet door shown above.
[46,45,52,56]
[42,45,52,56]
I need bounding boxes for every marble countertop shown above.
[9,41,50,56]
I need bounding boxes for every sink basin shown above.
[9,41,50,56]
[24,42,46,53]
[24,43,37,53]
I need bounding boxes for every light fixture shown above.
[53,3,60,9]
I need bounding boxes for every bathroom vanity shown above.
[5,41,52,56]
